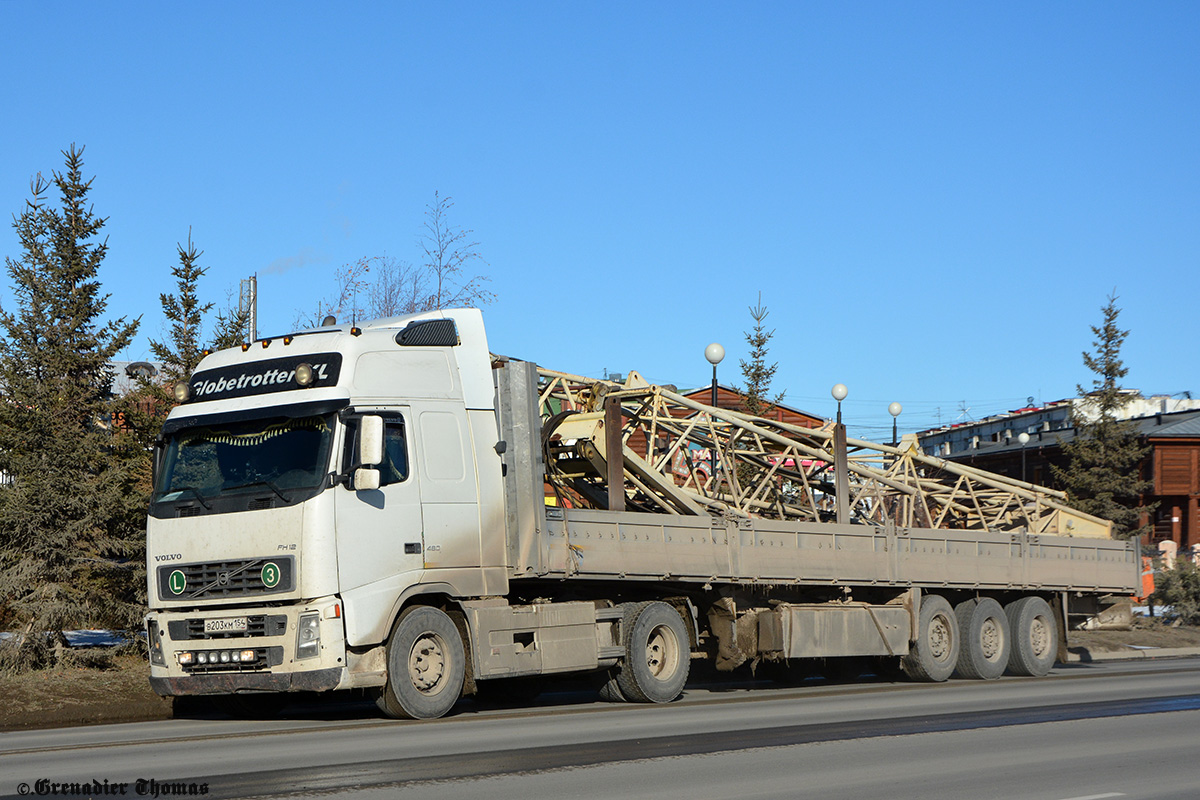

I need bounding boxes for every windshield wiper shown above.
[224,479,291,503]
[158,486,212,510]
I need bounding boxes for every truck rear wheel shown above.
[615,602,690,703]
[954,598,1010,680]
[901,594,959,682]
[1006,596,1057,677]
[376,606,465,720]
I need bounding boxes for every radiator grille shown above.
[157,556,294,600]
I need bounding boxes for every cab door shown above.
[334,410,424,645]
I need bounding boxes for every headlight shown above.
[147,620,166,666]
[297,612,321,660]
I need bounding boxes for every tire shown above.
[1006,596,1058,677]
[614,602,690,703]
[901,594,959,682]
[376,606,465,719]
[954,598,1011,680]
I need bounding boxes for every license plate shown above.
[204,617,248,634]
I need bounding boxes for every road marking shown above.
[1055,793,1125,800]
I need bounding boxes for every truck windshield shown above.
[154,414,335,504]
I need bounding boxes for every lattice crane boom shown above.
[533,365,1112,538]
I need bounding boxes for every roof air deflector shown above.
[395,319,460,347]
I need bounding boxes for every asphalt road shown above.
[3,658,1199,800]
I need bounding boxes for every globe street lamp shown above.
[889,402,903,448]
[831,383,848,425]
[1018,432,1031,483]
[705,343,724,409]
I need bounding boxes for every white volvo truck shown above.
[145,308,1139,718]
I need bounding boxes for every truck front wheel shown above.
[615,602,690,703]
[901,594,959,682]
[376,606,465,720]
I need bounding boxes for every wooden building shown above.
[679,383,825,429]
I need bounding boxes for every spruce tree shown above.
[1051,293,1154,539]
[0,146,141,668]
[152,230,212,384]
[739,293,785,417]
[122,233,248,459]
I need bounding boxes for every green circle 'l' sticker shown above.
[261,562,281,588]
[168,570,186,595]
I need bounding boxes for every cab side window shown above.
[380,421,408,485]
[343,416,409,487]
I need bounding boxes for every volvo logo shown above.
[217,571,230,586]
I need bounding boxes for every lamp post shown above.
[888,402,903,448]
[830,384,849,523]
[1018,432,1030,483]
[705,343,725,485]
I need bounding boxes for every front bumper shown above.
[150,666,342,696]
[146,595,348,696]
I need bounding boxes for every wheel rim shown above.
[929,613,952,662]
[409,633,447,695]
[645,624,680,680]
[1029,615,1051,659]
[980,617,1003,662]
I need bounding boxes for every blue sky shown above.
[1,2,1197,440]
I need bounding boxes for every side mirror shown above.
[354,467,381,491]
[358,415,384,467]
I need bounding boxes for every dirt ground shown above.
[0,654,173,732]
[1068,614,1200,654]
[3,619,1198,733]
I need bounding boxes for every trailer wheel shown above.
[615,601,690,703]
[376,606,465,719]
[1006,596,1058,677]
[954,598,1010,680]
[901,594,959,682]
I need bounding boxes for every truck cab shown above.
[145,309,505,701]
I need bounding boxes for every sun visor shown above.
[161,398,350,436]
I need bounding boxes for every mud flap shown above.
[706,597,759,672]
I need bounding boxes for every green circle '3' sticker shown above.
[168,570,186,595]
[261,562,281,588]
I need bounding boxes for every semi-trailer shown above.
[145,308,1138,718]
